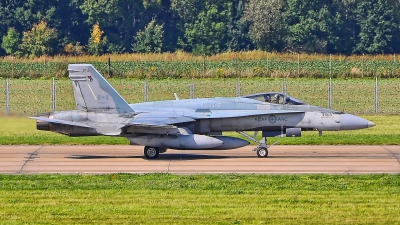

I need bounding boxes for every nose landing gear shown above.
[255,146,268,157]
[237,132,279,158]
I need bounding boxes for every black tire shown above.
[257,147,268,158]
[144,146,159,159]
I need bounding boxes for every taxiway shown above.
[0,145,399,174]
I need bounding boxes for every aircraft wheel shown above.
[144,146,159,159]
[257,147,268,158]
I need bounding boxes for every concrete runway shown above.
[0,145,399,174]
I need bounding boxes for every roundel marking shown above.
[269,115,277,123]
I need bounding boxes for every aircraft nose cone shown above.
[340,114,374,130]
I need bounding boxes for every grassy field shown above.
[0,174,399,224]
[0,78,399,115]
[0,115,398,145]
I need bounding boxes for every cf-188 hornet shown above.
[30,64,375,159]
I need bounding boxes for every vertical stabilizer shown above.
[68,64,134,114]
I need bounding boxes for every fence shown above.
[1,77,399,115]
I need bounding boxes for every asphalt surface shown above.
[1,145,399,174]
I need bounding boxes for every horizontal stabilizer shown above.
[29,117,92,128]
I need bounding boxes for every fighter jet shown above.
[30,64,375,159]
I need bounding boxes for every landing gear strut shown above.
[144,146,160,159]
[237,132,278,158]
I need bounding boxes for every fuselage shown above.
[39,97,373,136]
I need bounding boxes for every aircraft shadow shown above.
[66,154,236,160]
[157,154,232,160]
[67,155,141,159]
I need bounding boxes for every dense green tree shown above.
[226,0,253,51]
[172,0,233,55]
[171,0,204,52]
[331,0,357,54]
[1,0,400,55]
[0,0,88,55]
[156,0,181,52]
[20,20,58,57]
[353,0,400,54]
[54,0,89,50]
[0,0,24,54]
[284,0,340,53]
[170,0,201,22]
[244,0,286,51]
[79,0,163,53]
[1,27,21,55]
[132,19,164,53]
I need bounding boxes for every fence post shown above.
[12,56,14,78]
[374,76,379,113]
[139,55,142,77]
[362,54,364,78]
[190,77,195,99]
[328,77,333,109]
[282,77,287,101]
[266,53,269,77]
[236,77,241,97]
[6,78,10,115]
[329,54,332,78]
[329,54,332,109]
[44,55,46,78]
[144,78,149,102]
[393,54,396,77]
[297,54,300,78]
[52,78,56,112]
[108,54,111,77]
[235,54,241,97]
[202,54,206,77]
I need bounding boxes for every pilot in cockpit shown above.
[273,94,280,103]
[263,94,271,103]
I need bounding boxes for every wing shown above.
[121,112,195,135]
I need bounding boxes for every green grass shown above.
[0,115,398,145]
[0,174,399,224]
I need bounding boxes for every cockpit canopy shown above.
[241,92,307,105]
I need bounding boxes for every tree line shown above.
[1,0,399,57]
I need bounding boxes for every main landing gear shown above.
[237,132,278,158]
[143,146,167,159]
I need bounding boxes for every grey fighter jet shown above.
[30,64,375,159]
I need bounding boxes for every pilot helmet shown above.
[263,94,271,102]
